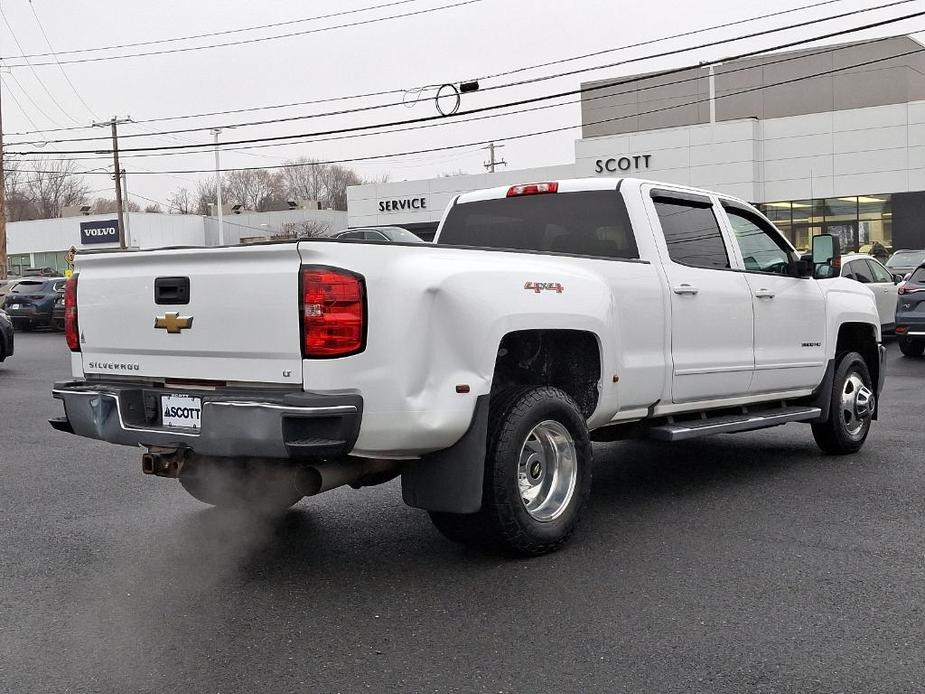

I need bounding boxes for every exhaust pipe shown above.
[141,448,187,478]
[294,459,398,497]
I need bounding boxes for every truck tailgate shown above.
[75,244,304,385]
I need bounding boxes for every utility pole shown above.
[212,128,225,245]
[120,169,132,248]
[92,116,131,249]
[483,142,506,174]
[0,70,7,280]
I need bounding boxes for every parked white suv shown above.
[840,253,900,333]
[51,178,885,555]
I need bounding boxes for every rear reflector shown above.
[64,273,79,352]
[507,182,558,197]
[301,267,365,357]
[896,326,909,334]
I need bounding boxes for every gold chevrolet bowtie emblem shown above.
[154,312,193,334]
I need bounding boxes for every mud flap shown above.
[400,395,488,514]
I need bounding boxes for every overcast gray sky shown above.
[1,0,923,207]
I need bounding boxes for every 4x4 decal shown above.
[524,282,565,294]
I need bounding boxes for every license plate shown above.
[11,304,20,310]
[161,394,202,430]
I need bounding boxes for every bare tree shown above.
[281,157,327,204]
[224,169,285,211]
[194,177,229,216]
[281,220,331,238]
[322,164,362,211]
[169,161,380,218]
[143,203,162,213]
[24,159,90,219]
[167,187,194,214]
[93,197,141,213]
[4,157,35,222]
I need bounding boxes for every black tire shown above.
[811,351,874,455]
[178,455,303,513]
[899,338,925,358]
[429,386,592,556]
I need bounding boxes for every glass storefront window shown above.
[757,195,892,254]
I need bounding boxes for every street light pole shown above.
[212,128,224,246]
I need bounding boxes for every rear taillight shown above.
[300,267,365,357]
[507,182,558,197]
[64,274,79,352]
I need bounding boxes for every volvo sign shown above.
[80,219,120,245]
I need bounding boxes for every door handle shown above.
[754,289,776,299]
[672,284,699,295]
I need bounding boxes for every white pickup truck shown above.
[51,177,885,555]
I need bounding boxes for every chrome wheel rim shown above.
[841,372,874,438]
[517,420,578,522]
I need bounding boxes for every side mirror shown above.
[811,233,841,279]
[794,253,815,278]
[894,274,905,285]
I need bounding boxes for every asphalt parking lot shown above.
[2,332,924,693]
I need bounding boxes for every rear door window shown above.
[437,190,639,259]
[850,260,875,284]
[653,196,729,269]
[866,259,892,283]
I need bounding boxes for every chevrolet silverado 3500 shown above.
[51,178,885,555]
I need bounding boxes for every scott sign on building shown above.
[80,219,120,245]
[594,154,652,173]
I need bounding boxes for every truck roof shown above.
[453,176,751,208]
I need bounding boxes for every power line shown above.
[0,75,42,132]
[7,0,427,60]
[0,0,488,68]
[14,43,925,177]
[0,0,901,139]
[4,70,63,129]
[4,0,917,148]
[26,0,99,120]
[11,6,925,156]
[7,31,912,166]
[0,5,79,125]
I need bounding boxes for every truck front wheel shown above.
[178,455,303,513]
[811,351,874,455]
[429,386,592,556]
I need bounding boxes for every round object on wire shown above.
[434,83,461,116]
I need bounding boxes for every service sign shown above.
[80,219,120,245]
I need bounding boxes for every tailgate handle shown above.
[154,277,190,305]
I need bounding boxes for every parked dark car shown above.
[323,226,426,243]
[0,309,13,362]
[886,249,925,279]
[3,277,65,331]
[896,264,925,357]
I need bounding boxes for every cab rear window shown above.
[437,191,639,259]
